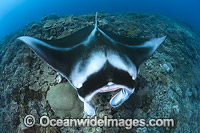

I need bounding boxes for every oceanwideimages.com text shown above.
[24,115,174,129]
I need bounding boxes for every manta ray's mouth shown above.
[96,84,126,94]
[99,87,120,92]
[81,84,135,117]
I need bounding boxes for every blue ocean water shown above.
[0,0,200,40]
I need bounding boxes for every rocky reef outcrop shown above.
[46,82,83,118]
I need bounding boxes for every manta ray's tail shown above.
[95,12,98,28]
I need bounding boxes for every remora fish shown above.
[17,13,166,116]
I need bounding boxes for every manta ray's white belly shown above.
[70,51,137,89]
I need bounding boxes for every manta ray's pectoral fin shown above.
[17,36,72,77]
[99,27,167,67]
[17,26,94,78]
[124,36,167,67]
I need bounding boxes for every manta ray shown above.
[17,13,166,116]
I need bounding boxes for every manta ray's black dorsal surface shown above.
[17,13,166,116]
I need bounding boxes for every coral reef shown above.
[0,12,199,132]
